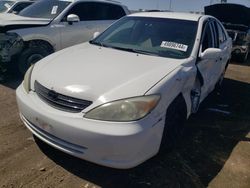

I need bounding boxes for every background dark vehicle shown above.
[205,3,250,62]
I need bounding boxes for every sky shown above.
[119,0,250,12]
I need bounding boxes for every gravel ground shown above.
[0,61,250,188]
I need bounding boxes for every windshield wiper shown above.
[89,42,159,56]
[89,41,114,48]
[89,40,103,46]
[104,46,159,56]
[131,49,159,56]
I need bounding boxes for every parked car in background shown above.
[227,29,250,62]
[0,0,129,75]
[0,0,34,14]
[16,12,232,169]
[205,3,250,62]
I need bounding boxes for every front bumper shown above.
[16,85,165,169]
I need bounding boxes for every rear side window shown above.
[215,22,227,44]
[210,21,219,48]
[201,22,214,52]
[65,2,126,21]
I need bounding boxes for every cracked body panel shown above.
[0,33,24,62]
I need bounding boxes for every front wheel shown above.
[18,47,50,75]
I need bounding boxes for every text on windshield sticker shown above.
[160,41,188,52]
[51,6,58,15]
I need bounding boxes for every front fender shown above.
[9,26,58,51]
[145,63,197,118]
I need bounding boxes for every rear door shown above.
[214,20,231,73]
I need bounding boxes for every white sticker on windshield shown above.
[160,41,188,52]
[51,6,58,15]
[4,3,11,9]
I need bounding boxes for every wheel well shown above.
[24,40,54,53]
[168,93,187,119]
[225,60,230,70]
[196,68,204,87]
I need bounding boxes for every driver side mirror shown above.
[200,48,222,60]
[93,32,100,39]
[67,14,80,25]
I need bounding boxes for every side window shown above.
[210,21,219,48]
[64,2,125,21]
[64,3,89,21]
[10,2,33,14]
[216,22,227,44]
[106,4,126,20]
[201,22,214,52]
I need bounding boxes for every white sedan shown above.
[16,12,232,169]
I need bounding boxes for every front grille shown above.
[35,81,92,113]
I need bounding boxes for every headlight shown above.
[84,95,160,122]
[23,64,34,93]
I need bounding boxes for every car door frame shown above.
[55,1,101,50]
[196,18,222,101]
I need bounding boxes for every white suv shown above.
[0,0,129,74]
[17,12,232,169]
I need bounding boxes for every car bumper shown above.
[16,85,165,169]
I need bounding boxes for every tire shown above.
[160,95,187,152]
[238,52,248,63]
[18,47,50,75]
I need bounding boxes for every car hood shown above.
[0,13,51,32]
[32,43,184,106]
[205,4,250,29]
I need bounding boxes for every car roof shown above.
[7,0,34,2]
[128,12,204,21]
[65,0,122,5]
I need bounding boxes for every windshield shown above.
[0,1,14,13]
[91,16,198,59]
[19,0,71,19]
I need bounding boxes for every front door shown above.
[196,21,222,101]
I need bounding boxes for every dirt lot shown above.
[0,61,250,188]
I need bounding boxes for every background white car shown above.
[16,12,232,169]
[0,0,33,14]
[0,0,129,74]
